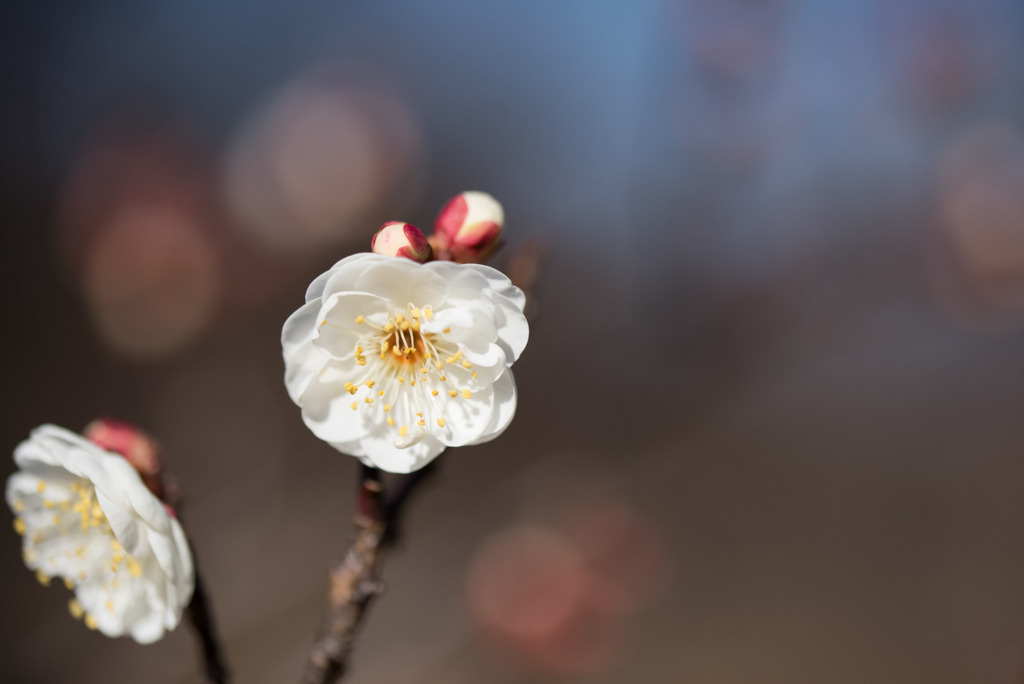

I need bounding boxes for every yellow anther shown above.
[63,576,75,589]
[401,321,411,331]
[344,382,354,391]
[416,412,423,417]
[398,377,404,383]
[443,327,451,333]
[417,419,425,427]
[378,390,384,397]
[78,570,86,581]
[403,347,413,355]
[356,357,367,366]
[36,481,46,493]
[462,389,472,399]
[13,518,25,535]
[399,426,408,437]
[84,614,98,630]
[462,359,473,369]
[431,390,438,396]
[75,547,85,557]
[411,307,421,319]
[387,417,395,426]
[411,321,421,331]
[106,599,115,613]
[420,367,428,374]
[384,321,394,332]
[472,371,478,379]
[127,558,142,578]
[437,417,446,428]
[22,548,36,564]
[68,599,84,619]
[356,346,363,355]
[383,404,391,412]
[43,500,54,509]
[12,499,24,512]
[355,315,365,324]
[366,380,376,388]
[392,345,402,357]
[449,390,459,398]
[410,379,416,386]
[424,307,433,320]
[365,397,374,404]
[396,313,404,324]
[111,540,122,551]
[440,375,446,381]
[351,402,358,410]
[35,569,51,586]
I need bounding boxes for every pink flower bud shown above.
[432,191,504,263]
[83,418,166,501]
[371,221,432,262]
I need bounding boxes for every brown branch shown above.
[301,462,438,684]
[185,554,230,683]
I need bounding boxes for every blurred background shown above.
[4,0,1024,682]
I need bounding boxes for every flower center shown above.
[12,477,144,629]
[344,303,478,444]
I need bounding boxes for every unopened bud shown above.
[431,191,504,263]
[371,221,432,262]
[83,418,166,500]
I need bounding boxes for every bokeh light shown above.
[224,63,423,253]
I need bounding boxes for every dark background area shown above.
[5,1,1024,682]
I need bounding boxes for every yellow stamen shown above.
[383,404,391,412]
[36,481,46,493]
[35,569,51,586]
[355,315,365,324]
[84,614,98,630]
[351,402,358,410]
[13,518,25,535]
[449,390,459,398]
[462,389,472,399]
[68,599,84,619]
[437,417,446,428]
[399,426,408,437]
[387,417,395,426]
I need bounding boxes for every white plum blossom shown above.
[6,425,194,643]
[282,252,528,473]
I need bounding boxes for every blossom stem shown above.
[301,462,438,684]
[186,554,229,684]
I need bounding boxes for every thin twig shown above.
[186,555,230,684]
[301,461,439,684]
